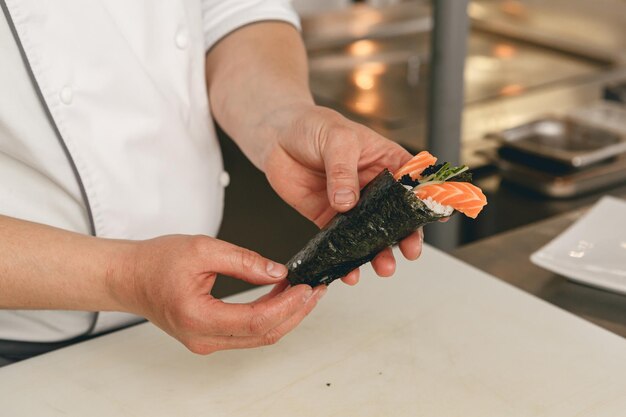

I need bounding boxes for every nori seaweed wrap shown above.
[286,169,445,287]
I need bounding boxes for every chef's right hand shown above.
[113,235,325,354]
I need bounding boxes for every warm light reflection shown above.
[349,39,376,57]
[467,3,488,19]
[500,0,528,18]
[499,84,525,96]
[348,11,384,37]
[360,62,385,75]
[352,91,379,115]
[351,62,386,91]
[493,43,517,59]
[353,72,375,90]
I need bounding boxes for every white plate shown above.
[531,196,626,295]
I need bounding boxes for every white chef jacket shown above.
[0,0,299,343]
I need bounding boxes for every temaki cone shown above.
[286,169,444,287]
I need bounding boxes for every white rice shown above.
[421,196,454,216]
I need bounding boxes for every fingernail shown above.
[334,188,356,206]
[419,228,424,243]
[266,262,287,278]
[302,286,314,302]
[315,286,328,300]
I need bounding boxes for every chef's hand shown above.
[261,103,424,285]
[117,235,325,354]
[205,22,423,285]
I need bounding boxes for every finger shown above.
[185,287,327,355]
[371,247,396,277]
[255,284,327,345]
[208,240,287,285]
[206,284,314,336]
[398,228,423,261]
[252,280,290,304]
[321,128,361,212]
[341,268,360,285]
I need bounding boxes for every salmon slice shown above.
[394,151,437,180]
[415,182,487,219]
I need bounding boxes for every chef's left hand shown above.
[261,103,424,285]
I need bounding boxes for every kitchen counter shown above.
[454,193,626,338]
[2,245,626,416]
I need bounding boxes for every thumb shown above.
[322,131,361,212]
[209,240,287,285]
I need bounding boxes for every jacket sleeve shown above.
[201,0,301,52]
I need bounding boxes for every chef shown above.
[0,0,423,363]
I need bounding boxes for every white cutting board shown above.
[2,245,626,416]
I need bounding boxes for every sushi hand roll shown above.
[286,151,487,287]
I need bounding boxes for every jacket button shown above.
[219,171,230,188]
[59,87,73,105]
[175,30,189,49]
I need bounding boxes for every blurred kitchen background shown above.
[214,0,626,296]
